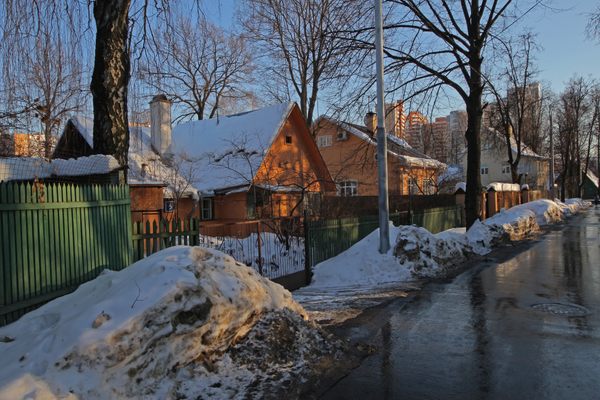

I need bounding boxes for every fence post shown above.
[191,218,199,246]
[256,221,263,275]
[303,210,312,285]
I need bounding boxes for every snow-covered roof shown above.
[318,116,445,170]
[0,154,120,182]
[170,102,295,193]
[484,126,548,160]
[68,116,195,197]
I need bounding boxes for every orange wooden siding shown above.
[314,119,438,196]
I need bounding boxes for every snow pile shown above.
[310,199,589,288]
[466,205,539,250]
[395,226,475,278]
[310,224,412,289]
[557,198,589,216]
[0,246,343,400]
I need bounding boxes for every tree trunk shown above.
[464,50,484,228]
[91,0,131,170]
[510,164,519,184]
[465,96,483,227]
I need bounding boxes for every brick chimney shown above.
[150,94,172,155]
[364,112,377,133]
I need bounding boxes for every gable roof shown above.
[170,102,296,193]
[317,116,445,169]
[64,117,195,196]
[483,126,548,160]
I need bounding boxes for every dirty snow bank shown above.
[0,246,344,400]
[310,199,589,287]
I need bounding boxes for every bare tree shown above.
[382,0,545,227]
[141,15,252,122]
[488,33,543,184]
[0,1,86,157]
[556,77,598,200]
[241,0,370,126]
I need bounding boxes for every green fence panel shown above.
[410,206,464,234]
[0,182,133,326]
[306,205,465,269]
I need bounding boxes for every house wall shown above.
[213,192,248,220]
[254,107,334,195]
[314,119,438,196]
[176,197,200,220]
[461,147,549,189]
[130,185,165,226]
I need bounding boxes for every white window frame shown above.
[481,166,489,175]
[337,180,358,197]
[502,164,511,174]
[317,135,332,148]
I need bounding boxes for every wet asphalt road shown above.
[322,208,600,400]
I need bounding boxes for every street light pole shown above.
[549,109,555,199]
[375,0,390,253]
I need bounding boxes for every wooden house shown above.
[313,113,445,197]
[169,101,335,221]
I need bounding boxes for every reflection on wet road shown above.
[322,208,600,400]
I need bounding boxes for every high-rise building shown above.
[447,110,468,164]
[384,101,406,139]
[405,111,428,152]
[428,117,449,163]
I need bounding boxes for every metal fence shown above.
[0,182,132,325]
[132,218,306,282]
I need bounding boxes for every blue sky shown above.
[204,1,600,110]
[522,0,600,93]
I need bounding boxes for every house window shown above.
[502,164,511,174]
[201,198,213,220]
[164,199,175,212]
[285,135,292,144]
[317,135,332,148]
[337,180,358,196]
[481,166,489,175]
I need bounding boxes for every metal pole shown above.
[549,109,555,199]
[375,0,390,253]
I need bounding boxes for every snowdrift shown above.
[311,199,589,287]
[0,247,342,400]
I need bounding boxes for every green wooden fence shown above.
[132,218,199,262]
[0,182,132,325]
[306,205,465,269]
